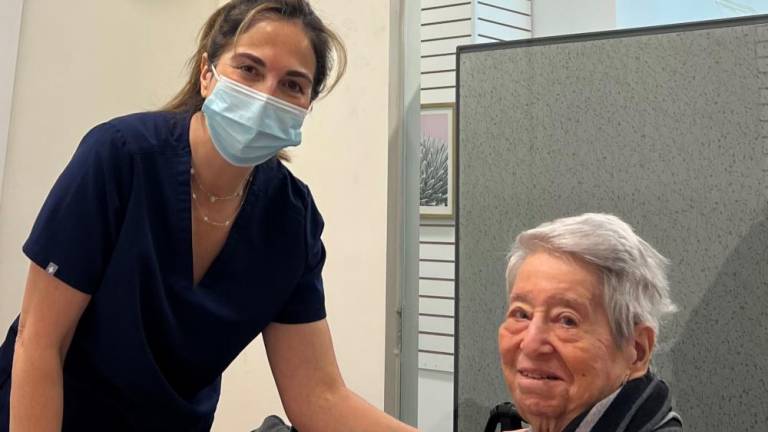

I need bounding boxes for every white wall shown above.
[0,1,398,430]
[0,0,24,203]
[532,0,616,37]
[418,369,454,432]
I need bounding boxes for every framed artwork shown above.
[419,103,455,218]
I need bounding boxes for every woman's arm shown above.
[10,263,91,432]
[262,320,417,432]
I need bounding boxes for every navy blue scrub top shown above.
[0,111,327,431]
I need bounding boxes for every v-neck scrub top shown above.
[0,111,327,431]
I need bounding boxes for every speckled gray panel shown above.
[456,21,768,432]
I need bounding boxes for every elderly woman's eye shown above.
[509,308,530,320]
[558,315,578,328]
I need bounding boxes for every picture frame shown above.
[419,103,455,218]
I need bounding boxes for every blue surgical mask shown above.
[202,65,308,167]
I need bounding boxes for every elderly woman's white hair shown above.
[505,213,677,345]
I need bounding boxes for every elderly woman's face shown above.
[498,251,634,428]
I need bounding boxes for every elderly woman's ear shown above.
[628,324,656,380]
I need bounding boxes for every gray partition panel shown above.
[456,17,768,432]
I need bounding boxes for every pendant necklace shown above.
[190,167,253,227]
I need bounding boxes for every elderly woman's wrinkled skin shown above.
[498,251,654,432]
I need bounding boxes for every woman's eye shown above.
[236,64,259,76]
[283,80,305,94]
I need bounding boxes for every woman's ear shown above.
[628,324,656,379]
[199,53,213,98]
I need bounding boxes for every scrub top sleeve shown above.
[22,122,131,295]
[274,190,327,324]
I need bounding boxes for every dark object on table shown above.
[251,415,298,432]
[484,402,524,432]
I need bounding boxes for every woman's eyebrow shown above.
[231,52,314,85]
[286,69,314,85]
[231,52,266,67]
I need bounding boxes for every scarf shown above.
[561,372,682,432]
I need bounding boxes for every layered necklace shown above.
[190,166,253,227]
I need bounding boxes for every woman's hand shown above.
[10,263,91,432]
[262,320,417,432]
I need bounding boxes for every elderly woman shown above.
[498,213,683,432]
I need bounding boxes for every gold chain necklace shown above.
[190,166,248,202]
[190,168,253,227]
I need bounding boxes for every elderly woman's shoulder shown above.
[654,411,683,431]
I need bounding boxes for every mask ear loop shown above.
[208,61,222,81]
[202,56,221,99]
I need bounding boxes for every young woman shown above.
[0,1,416,431]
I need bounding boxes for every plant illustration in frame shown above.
[420,103,454,217]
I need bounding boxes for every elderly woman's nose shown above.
[520,319,555,355]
